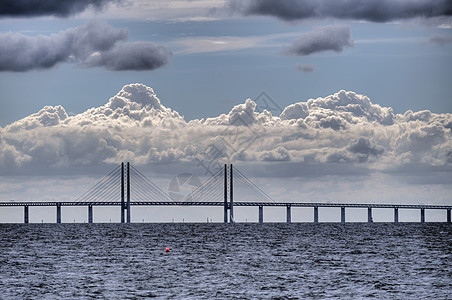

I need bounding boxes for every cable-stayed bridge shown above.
[0,163,451,224]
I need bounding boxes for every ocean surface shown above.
[1,223,451,299]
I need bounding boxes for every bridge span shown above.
[1,163,451,224]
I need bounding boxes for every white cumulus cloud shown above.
[1,84,451,182]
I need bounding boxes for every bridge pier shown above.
[24,206,29,224]
[368,207,373,223]
[394,207,399,223]
[286,206,291,224]
[56,203,61,224]
[421,208,425,223]
[447,209,451,223]
[314,206,319,223]
[341,207,345,224]
[258,206,263,223]
[88,205,93,223]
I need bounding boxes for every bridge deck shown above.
[0,201,451,210]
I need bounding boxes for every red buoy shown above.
[165,247,170,252]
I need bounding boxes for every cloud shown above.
[83,42,172,71]
[429,35,452,46]
[169,32,298,55]
[294,63,314,73]
[261,147,291,162]
[6,105,68,132]
[349,137,384,163]
[283,25,353,56]
[280,90,395,125]
[60,83,184,128]
[0,0,123,17]
[228,0,452,22]
[1,84,451,182]
[0,21,171,72]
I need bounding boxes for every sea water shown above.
[1,223,451,299]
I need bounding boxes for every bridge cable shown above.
[183,167,223,203]
[73,166,121,203]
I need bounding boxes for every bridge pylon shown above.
[120,162,131,223]
[224,164,227,223]
[121,162,125,223]
[222,164,234,223]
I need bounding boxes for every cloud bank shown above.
[283,25,353,56]
[228,0,452,22]
[1,84,451,181]
[0,0,122,17]
[0,21,171,72]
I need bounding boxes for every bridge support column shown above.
[394,208,399,223]
[420,208,425,223]
[229,164,234,223]
[447,209,451,223]
[88,205,93,223]
[56,203,61,224]
[24,206,29,224]
[258,206,263,224]
[286,206,291,224]
[126,162,131,223]
[314,206,319,223]
[367,207,373,223]
[341,207,345,224]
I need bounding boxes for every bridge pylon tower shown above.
[120,162,131,223]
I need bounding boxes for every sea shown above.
[1,223,451,299]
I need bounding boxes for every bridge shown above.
[1,163,451,224]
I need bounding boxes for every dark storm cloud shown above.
[283,25,353,56]
[0,21,171,72]
[84,42,172,71]
[0,0,123,17]
[228,0,452,22]
[429,35,452,46]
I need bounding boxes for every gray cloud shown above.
[319,115,347,130]
[429,35,452,46]
[283,25,353,56]
[0,0,123,17]
[349,137,384,163]
[84,42,172,71]
[350,137,384,156]
[228,0,452,22]
[0,21,171,72]
[294,63,314,73]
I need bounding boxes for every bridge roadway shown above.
[0,201,451,209]
[1,201,451,224]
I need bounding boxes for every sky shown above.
[0,0,451,223]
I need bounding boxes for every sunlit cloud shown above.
[2,84,450,183]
